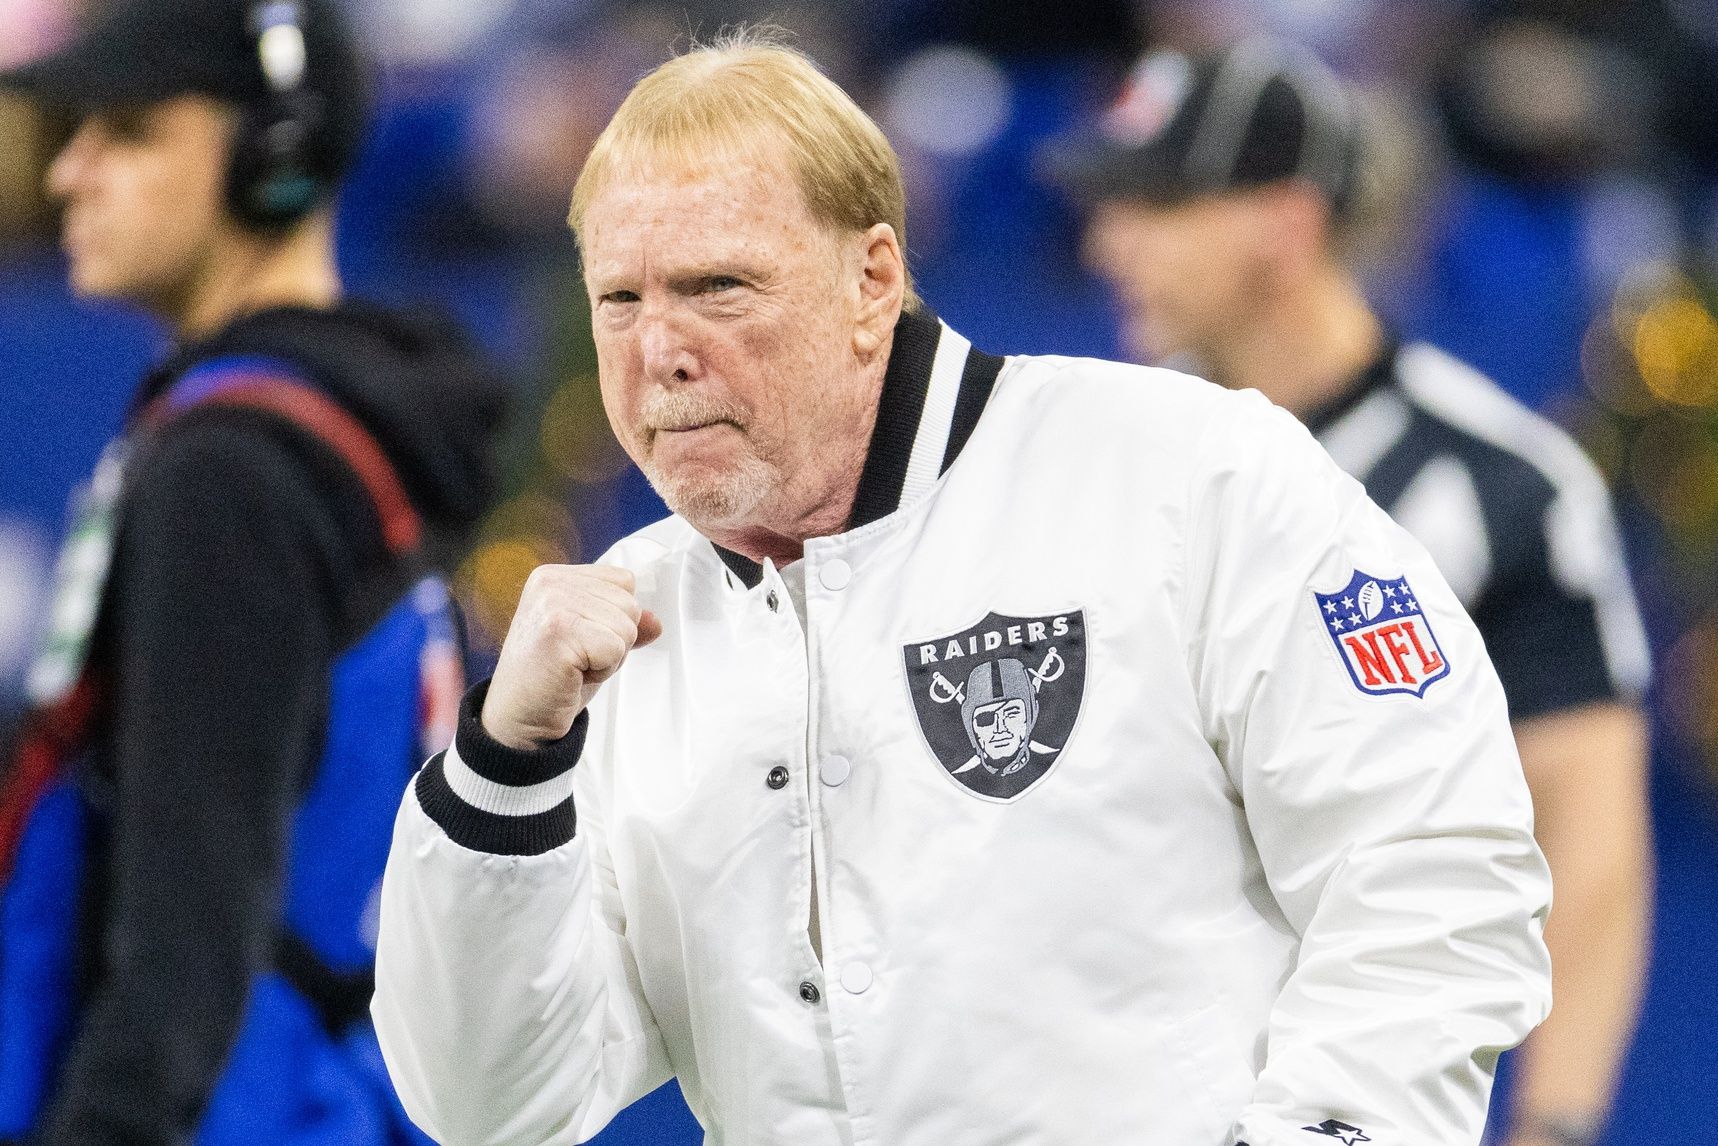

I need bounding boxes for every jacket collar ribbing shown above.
[715,307,1005,588]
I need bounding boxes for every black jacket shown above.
[37,302,507,1145]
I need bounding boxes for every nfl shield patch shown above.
[903,611,1087,801]
[1315,572,1450,698]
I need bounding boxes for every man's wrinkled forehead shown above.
[579,146,828,277]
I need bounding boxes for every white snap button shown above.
[819,559,852,591]
[840,962,873,994]
[819,755,851,786]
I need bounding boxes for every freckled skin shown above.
[580,148,901,562]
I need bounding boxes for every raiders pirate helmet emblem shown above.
[902,610,1087,800]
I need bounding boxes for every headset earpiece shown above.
[226,0,324,230]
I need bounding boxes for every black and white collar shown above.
[716,307,1004,588]
[1302,333,1402,439]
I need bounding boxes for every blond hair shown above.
[570,27,917,307]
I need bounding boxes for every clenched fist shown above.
[482,564,663,750]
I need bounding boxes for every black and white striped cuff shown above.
[414,679,587,855]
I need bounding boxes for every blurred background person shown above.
[0,1,1713,1144]
[1061,40,1652,1146]
[0,0,505,1142]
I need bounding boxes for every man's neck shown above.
[167,213,341,340]
[709,524,823,569]
[1207,268,1384,420]
[705,420,873,569]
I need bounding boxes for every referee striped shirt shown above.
[1306,340,1651,720]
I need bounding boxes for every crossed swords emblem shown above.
[928,644,1065,705]
[932,646,1066,774]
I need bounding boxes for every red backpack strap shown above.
[0,675,100,884]
[143,370,423,558]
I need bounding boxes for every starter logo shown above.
[1315,571,1450,698]
[1302,1119,1371,1145]
[903,610,1087,801]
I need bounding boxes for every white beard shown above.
[645,450,778,529]
[637,387,780,527]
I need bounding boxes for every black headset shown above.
[226,0,326,229]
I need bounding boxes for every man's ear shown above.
[853,223,906,360]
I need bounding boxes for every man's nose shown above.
[638,308,700,385]
[46,121,100,202]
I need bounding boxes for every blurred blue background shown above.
[2,0,1715,1141]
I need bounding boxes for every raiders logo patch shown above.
[1315,571,1449,698]
[903,610,1087,801]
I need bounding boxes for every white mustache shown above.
[641,389,747,434]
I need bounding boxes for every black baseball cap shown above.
[0,0,371,179]
[1045,39,1364,216]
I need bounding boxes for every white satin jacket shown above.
[373,311,1552,1146]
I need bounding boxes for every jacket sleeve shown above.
[372,681,672,1145]
[1180,392,1553,1146]
[39,423,347,1145]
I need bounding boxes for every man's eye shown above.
[601,290,640,304]
[96,108,150,142]
[705,276,742,292]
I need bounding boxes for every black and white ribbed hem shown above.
[414,679,586,855]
